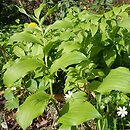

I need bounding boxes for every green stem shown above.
[49,79,60,116]
[49,79,53,96]
[97,119,102,130]
[114,118,117,130]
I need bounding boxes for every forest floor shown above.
[0,92,96,130]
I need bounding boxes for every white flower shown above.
[117,106,128,118]
[128,56,130,58]
[64,91,73,100]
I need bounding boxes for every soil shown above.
[0,93,96,130]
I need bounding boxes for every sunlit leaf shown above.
[13,46,25,57]
[45,19,73,33]
[90,24,98,37]
[58,91,101,127]
[3,57,43,86]
[16,92,50,130]
[50,51,86,74]
[58,41,80,54]
[9,32,43,45]
[96,67,130,94]
[113,7,121,15]
[34,3,46,20]
[119,18,130,29]
[58,125,75,130]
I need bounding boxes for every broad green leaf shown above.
[30,44,44,59]
[58,92,101,127]
[59,31,74,41]
[13,46,25,57]
[34,3,46,20]
[58,41,80,54]
[45,19,72,33]
[3,57,43,86]
[50,51,86,74]
[16,92,50,130]
[119,18,130,30]
[96,67,130,94]
[9,32,43,45]
[103,48,116,67]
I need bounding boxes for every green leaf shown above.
[26,79,37,93]
[119,18,130,30]
[3,57,43,86]
[59,31,74,41]
[43,37,59,56]
[13,46,25,57]
[17,7,30,18]
[121,4,130,12]
[58,41,80,54]
[113,7,121,15]
[100,18,107,33]
[104,10,113,19]
[96,67,130,94]
[40,4,57,26]
[17,6,37,22]
[103,48,116,67]
[58,125,75,130]
[4,89,19,110]
[58,91,101,127]
[34,3,46,20]
[30,44,44,58]
[45,19,72,33]
[50,51,86,74]
[9,32,43,45]
[90,24,98,37]
[16,91,50,130]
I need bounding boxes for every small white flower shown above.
[128,56,130,58]
[117,106,128,118]
[64,91,73,100]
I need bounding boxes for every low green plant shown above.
[2,3,130,130]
